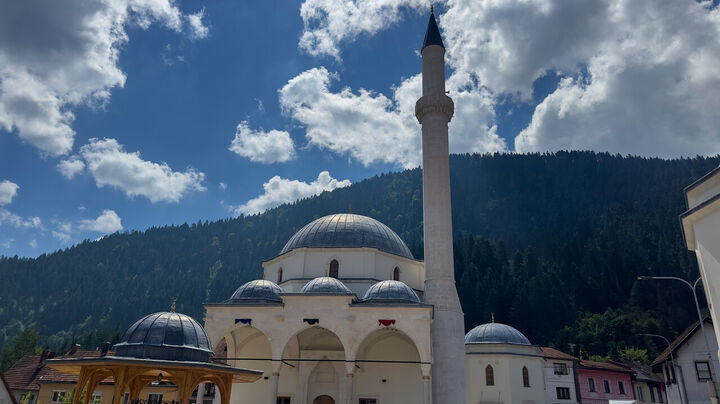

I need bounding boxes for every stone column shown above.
[270,360,281,404]
[421,364,432,404]
[344,362,355,404]
[196,383,205,404]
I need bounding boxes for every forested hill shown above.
[1,151,718,361]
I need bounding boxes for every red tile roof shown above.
[1,371,19,404]
[580,360,634,373]
[652,318,712,366]
[541,347,579,361]
[4,349,116,391]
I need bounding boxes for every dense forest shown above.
[1,151,718,368]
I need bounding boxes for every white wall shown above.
[543,359,578,404]
[665,325,720,404]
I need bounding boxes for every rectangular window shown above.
[554,363,569,375]
[359,400,377,404]
[619,381,625,395]
[51,391,66,403]
[696,361,712,381]
[604,380,611,394]
[277,398,291,404]
[650,385,656,402]
[556,387,571,400]
[637,386,645,401]
[89,392,101,404]
[148,394,163,404]
[589,378,596,392]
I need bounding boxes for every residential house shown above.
[652,318,720,404]
[1,372,17,404]
[542,347,581,404]
[577,360,634,404]
[616,361,667,404]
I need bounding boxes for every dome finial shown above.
[348,204,352,214]
[170,297,177,312]
[491,312,495,323]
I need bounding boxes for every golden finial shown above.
[491,312,495,323]
[348,204,352,214]
[170,298,177,312]
[430,4,434,14]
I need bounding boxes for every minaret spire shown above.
[415,7,467,404]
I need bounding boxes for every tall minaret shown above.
[415,7,467,403]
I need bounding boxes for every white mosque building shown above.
[203,10,550,404]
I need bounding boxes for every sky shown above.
[1,0,719,258]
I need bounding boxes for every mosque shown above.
[201,9,550,404]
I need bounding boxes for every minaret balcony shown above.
[415,94,454,122]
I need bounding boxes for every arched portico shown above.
[352,327,427,404]
[221,325,274,404]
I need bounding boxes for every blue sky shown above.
[1,0,719,257]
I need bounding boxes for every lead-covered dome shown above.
[280,214,413,259]
[230,280,283,303]
[301,277,353,294]
[114,312,213,362]
[361,280,420,304]
[464,323,531,345]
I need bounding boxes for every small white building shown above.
[652,318,720,404]
[540,347,580,404]
[464,322,546,404]
[680,166,720,360]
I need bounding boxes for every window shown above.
[277,398,291,404]
[556,387,571,400]
[89,392,101,404]
[148,394,163,404]
[277,267,283,283]
[650,385,656,402]
[329,260,339,278]
[657,387,663,403]
[393,267,400,281]
[51,391,66,403]
[637,386,645,401]
[486,365,495,386]
[359,400,377,404]
[619,381,626,395]
[522,366,530,387]
[554,363,568,375]
[696,361,712,381]
[588,378,596,392]
[123,393,129,404]
[604,380,611,394]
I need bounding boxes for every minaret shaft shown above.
[416,23,467,403]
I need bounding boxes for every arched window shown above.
[393,267,400,281]
[329,259,339,278]
[277,267,283,283]
[485,365,494,386]
[522,366,530,387]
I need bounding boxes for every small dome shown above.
[361,280,420,304]
[230,280,283,303]
[301,277,353,294]
[464,323,531,345]
[280,214,413,259]
[114,312,213,362]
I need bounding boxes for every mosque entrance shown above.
[313,395,334,404]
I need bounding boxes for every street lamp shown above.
[639,333,684,404]
[638,275,719,399]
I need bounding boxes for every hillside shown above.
[1,151,718,361]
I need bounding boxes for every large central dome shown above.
[280,214,413,259]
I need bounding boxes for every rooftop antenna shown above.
[170,297,177,312]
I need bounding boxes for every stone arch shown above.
[352,324,430,365]
[213,337,228,364]
[352,327,425,403]
[329,259,339,278]
[224,325,274,403]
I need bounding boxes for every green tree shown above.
[1,328,42,371]
[618,346,650,363]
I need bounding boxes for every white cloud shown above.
[56,157,85,179]
[79,209,123,233]
[0,180,19,205]
[229,121,296,163]
[233,171,351,215]
[298,0,720,157]
[278,67,504,168]
[53,231,72,242]
[0,0,208,156]
[219,182,227,190]
[299,0,427,59]
[0,209,42,229]
[29,239,37,248]
[2,238,13,249]
[79,138,205,203]
[187,9,209,39]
